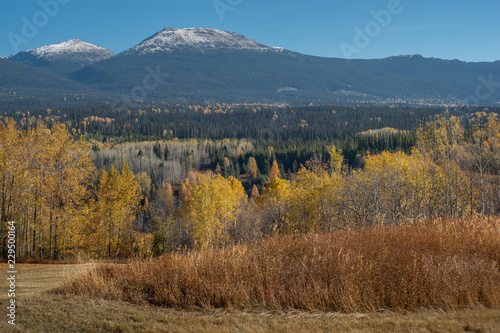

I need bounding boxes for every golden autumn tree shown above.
[259,176,291,233]
[342,149,472,225]
[185,173,246,249]
[364,151,414,222]
[42,123,94,260]
[251,184,260,199]
[91,162,142,258]
[269,160,280,180]
[150,181,176,255]
[286,166,344,233]
[90,168,110,257]
[415,116,470,218]
[342,151,414,226]
[23,121,54,260]
[0,119,25,258]
[465,124,493,215]
[486,116,500,212]
[246,157,259,180]
[327,144,344,174]
[0,119,96,260]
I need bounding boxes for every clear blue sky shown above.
[1,0,499,62]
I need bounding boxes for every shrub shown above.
[59,218,500,312]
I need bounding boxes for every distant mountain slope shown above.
[71,49,358,104]
[6,39,116,77]
[336,55,500,104]
[70,28,500,105]
[0,58,107,110]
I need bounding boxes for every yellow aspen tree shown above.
[91,162,142,258]
[415,120,448,217]
[0,119,24,258]
[92,169,111,258]
[287,166,344,233]
[27,122,52,260]
[269,160,280,180]
[466,125,492,215]
[251,184,260,199]
[259,176,291,233]
[26,121,58,260]
[363,151,413,223]
[179,178,192,202]
[246,157,259,179]
[150,181,176,254]
[115,162,142,256]
[19,124,39,258]
[0,120,95,260]
[45,123,94,260]
[134,172,152,195]
[187,173,245,249]
[415,116,470,218]
[344,169,373,226]
[487,116,500,211]
[327,145,344,174]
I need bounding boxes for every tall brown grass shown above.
[59,217,500,312]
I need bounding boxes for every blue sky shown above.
[1,0,499,62]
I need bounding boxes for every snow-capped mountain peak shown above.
[27,39,114,58]
[5,39,117,77]
[7,39,116,65]
[123,28,283,55]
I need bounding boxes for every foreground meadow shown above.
[2,294,500,333]
[1,217,499,332]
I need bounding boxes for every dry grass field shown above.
[61,218,500,312]
[0,218,499,332]
[0,263,95,297]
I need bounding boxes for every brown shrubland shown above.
[59,217,500,312]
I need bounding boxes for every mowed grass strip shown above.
[59,218,500,312]
[0,263,95,298]
[2,294,500,333]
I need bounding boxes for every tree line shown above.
[5,103,457,143]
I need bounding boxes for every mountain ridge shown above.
[2,29,498,64]
[2,28,500,107]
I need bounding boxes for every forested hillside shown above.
[0,58,109,110]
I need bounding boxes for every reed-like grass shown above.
[59,218,500,312]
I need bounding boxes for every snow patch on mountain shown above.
[7,39,116,64]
